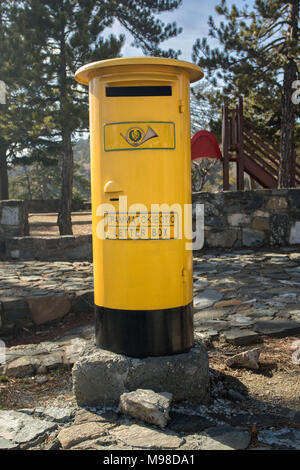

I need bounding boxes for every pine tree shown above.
[0,1,59,200]
[17,0,182,234]
[192,0,299,188]
[0,1,30,199]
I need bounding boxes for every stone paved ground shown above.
[0,260,93,298]
[1,247,300,341]
[0,247,300,450]
[0,336,299,450]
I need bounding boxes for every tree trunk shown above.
[0,139,9,200]
[58,128,73,234]
[57,25,73,235]
[278,0,298,188]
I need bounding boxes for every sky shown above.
[107,0,254,62]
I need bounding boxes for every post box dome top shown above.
[75,57,203,86]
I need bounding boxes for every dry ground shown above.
[1,310,299,414]
[209,336,300,411]
[28,212,92,236]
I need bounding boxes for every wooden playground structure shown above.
[222,96,300,190]
[191,96,299,190]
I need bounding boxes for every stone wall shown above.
[5,234,92,261]
[25,199,91,213]
[0,200,28,240]
[1,189,299,260]
[192,188,300,249]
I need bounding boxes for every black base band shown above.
[95,303,194,358]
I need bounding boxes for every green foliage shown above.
[192,0,299,141]
[9,140,91,201]
[1,0,183,208]
[1,0,183,161]
[0,375,9,383]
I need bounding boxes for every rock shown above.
[227,390,246,402]
[228,214,251,226]
[251,218,269,231]
[242,229,264,247]
[227,314,254,326]
[249,308,277,318]
[194,320,228,331]
[0,410,56,449]
[225,348,261,370]
[258,428,300,450]
[6,356,39,377]
[72,349,131,406]
[119,389,172,429]
[27,295,71,325]
[194,289,223,310]
[109,423,183,449]
[205,229,238,248]
[72,344,210,407]
[36,352,64,373]
[193,309,227,321]
[222,328,260,346]
[269,214,289,245]
[35,375,48,385]
[44,438,61,450]
[34,407,75,423]
[214,299,242,308]
[266,197,288,211]
[292,411,300,424]
[0,437,18,449]
[63,338,88,365]
[168,412,212,434]
[193,278,209,290]
[254,320,300,337]
[57,421,114,449]
[69,436,119,450]
[74,409,118,426]
[290,222,300,244]
[183,426,251,450]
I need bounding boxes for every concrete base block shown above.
[72,344,210,406]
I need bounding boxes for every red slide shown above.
[191,130,222,161]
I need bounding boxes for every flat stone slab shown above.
[72,344,210,407]
[182,425,251,450]
[109,423,183,450]
[168,411,212,434]
[0,410,56,449]
[58,421,114,450]
[258,428,300,450]
[194,289,223,309]
[222,328,260,346]
[253,320,300,337]
[33,407,75,423]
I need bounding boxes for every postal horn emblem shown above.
[121,126,158,147]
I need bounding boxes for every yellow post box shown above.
[75,57,203,357]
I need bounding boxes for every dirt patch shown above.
[209,336,300,411]
[28,212,92,236]
[1,318,299,416]
[0,369,76,410]
[6,311,94,347]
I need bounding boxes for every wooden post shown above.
[222,105,230,190]
[236,96,245,190]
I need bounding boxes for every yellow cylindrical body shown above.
[75,57,203,357]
